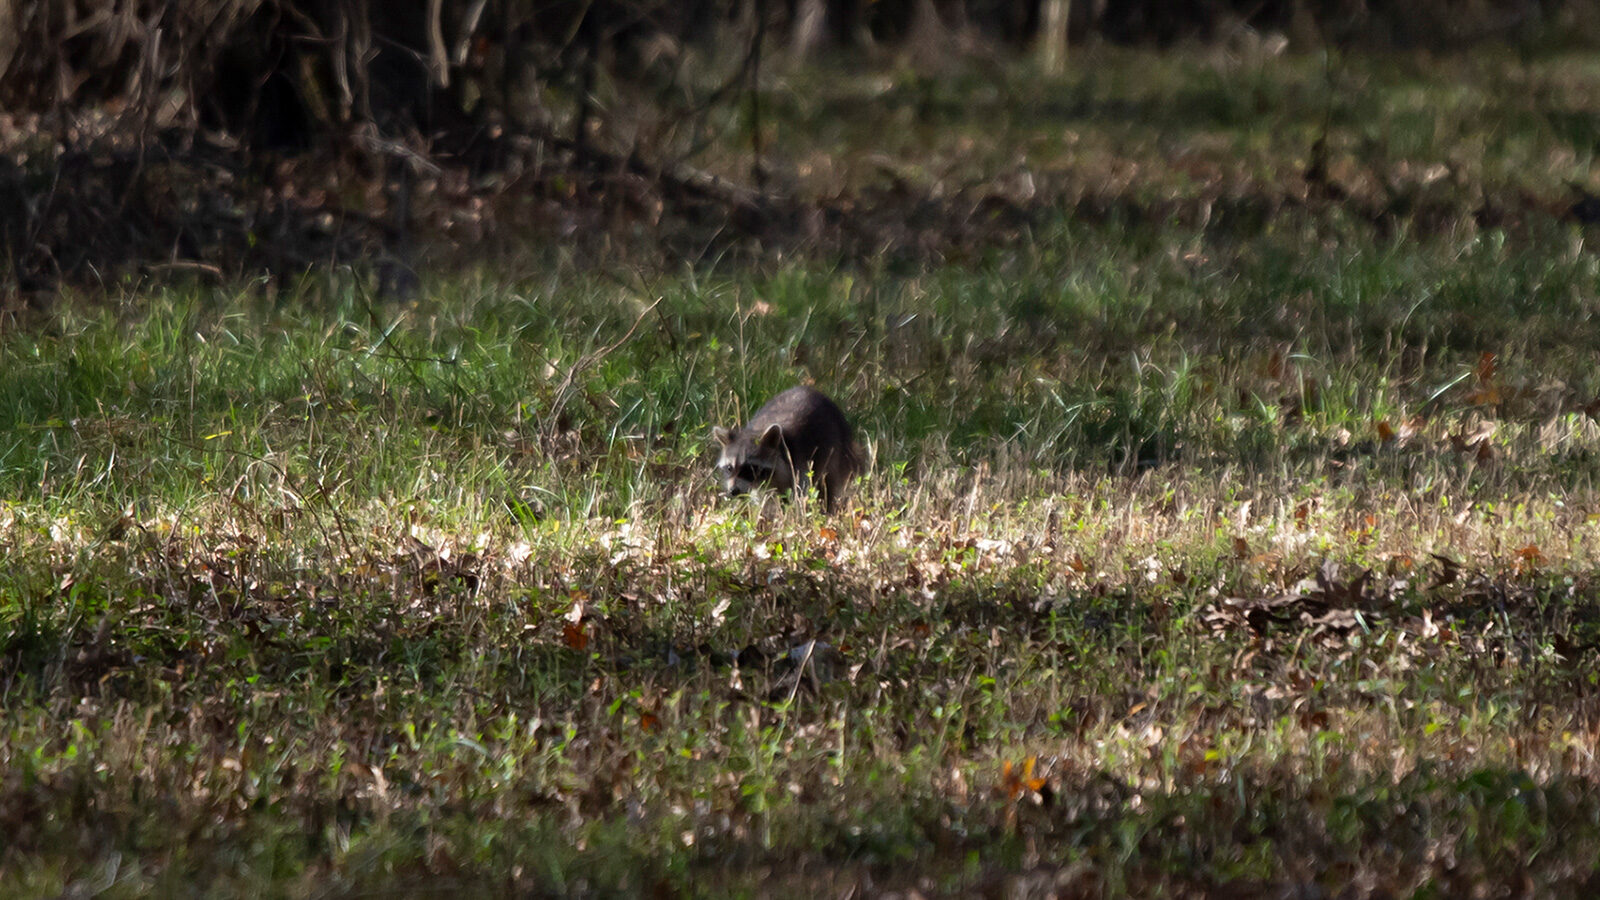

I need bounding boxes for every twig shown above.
[785,639,818,706]
[545,297,663,440]
[534,125,778,211]
[146,260,224,278]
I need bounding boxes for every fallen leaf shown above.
[1294,501,1312,529]
[1476,350,1498,384]
[565,590,588,623]
[1429,553,1461,586]
[1465,384,1501,406]
[998,757,1047,800]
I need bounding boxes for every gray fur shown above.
[712,386,861,511]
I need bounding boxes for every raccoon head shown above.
[712,423,789,497]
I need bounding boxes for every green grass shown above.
[9,47,1600,897]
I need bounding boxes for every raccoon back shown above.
[747,386,859,471]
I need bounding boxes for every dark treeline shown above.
[0,1,1591,150]
[0,0,1592,295]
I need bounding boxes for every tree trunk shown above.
[790,0,827,60]
[1037,0,1070,75]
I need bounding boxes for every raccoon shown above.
[712,386,860,511]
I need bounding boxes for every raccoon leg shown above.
[815,462,839,513]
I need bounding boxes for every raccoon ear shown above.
[757,423,784,450]
[712,426,737,446]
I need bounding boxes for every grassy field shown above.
[8,46,1600,897]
